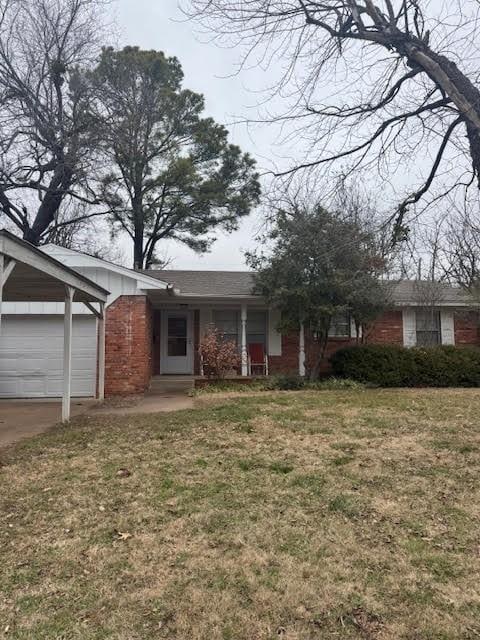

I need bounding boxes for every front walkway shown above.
[92,393,194,416]
[0,383,195,448]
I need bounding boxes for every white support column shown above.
[241,303,248,376]
[0,254,3,333]
[62,286,75,423]
[299,322,306,377]
[97,302,106,400]
[0,256,16,334]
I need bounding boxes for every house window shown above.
[416,308,441,346]
[247,311,267,347]
[328,311,351,338]
[212,310,238,344]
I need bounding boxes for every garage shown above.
[0,315,97,398]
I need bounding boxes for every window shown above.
[416,308,441,346]
[212,310,238,344]
[167,316,188,356]
[328,311,351,338]
[247,311,267,347]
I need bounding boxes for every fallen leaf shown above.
[115,531,132,541]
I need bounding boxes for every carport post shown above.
[0,254,16,333]
[62,286,75,423]
[98,302,106,400]
[0,253,3,332]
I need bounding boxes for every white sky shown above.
[114,0,280,269]
[109,0,477,270]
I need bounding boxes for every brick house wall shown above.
[102,303,480,395]
[105,295,153,396]
[365,311,404,345]
[454,310,480,346]
[269,309,479,377]
[269,310,404,376]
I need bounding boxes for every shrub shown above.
[268,374,306,390]
[315,377,366,391]
[199,328,240,379]
[330,344,480,387]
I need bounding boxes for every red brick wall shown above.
[105,295,153,396]
[365,311,404,345]
[269,310,403,376]
[454,310,480,346]
[269,333,300,375]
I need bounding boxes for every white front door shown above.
[160,310,194,374]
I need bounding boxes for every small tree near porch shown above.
[248,202,389,380]
[199,328,240,379]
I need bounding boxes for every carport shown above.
[0,230,109,422]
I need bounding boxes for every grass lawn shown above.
[1,389,480,639]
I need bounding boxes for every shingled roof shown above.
[143,270,257,297]
[143,269,475,305]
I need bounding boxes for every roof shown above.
[42,244,169,291]
[388,280,473,306]
[144,269,475,306]
[0,230,109,304]
[144,270,256,297]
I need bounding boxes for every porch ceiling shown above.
[145,291,267,308]
[0,230,109,304]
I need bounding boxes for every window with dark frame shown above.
[416,308,441,346]
[328,311,351,338]
[211,310,268,349]
[212,310,238,345]
[246,311,267,348]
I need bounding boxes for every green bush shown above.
[330,344,480,387]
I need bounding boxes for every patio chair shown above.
[248,343,269,376]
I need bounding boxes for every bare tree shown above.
[42,199,125,263]
[185,0,480,233]
[0,0,107,244]
[439,200,480,294]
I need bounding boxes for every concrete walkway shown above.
[0,388,195,448]
[93,393,194,416]
[0,398,98,448]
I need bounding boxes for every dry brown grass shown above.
[1,389,480,639]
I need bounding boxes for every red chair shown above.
[248,343,269,376]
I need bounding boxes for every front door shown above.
[161,311,194,374]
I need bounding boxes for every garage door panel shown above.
[0,315,97,398]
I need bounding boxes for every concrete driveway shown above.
[0,398,98,448]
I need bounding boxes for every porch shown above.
[149,302,286,378]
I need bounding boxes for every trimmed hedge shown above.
[330,344,480,387]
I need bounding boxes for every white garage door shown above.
[0,315,97,398]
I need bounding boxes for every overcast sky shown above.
[113,0,280,270]
[110,0,476,270]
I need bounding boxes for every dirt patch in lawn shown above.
[1,389,480,639]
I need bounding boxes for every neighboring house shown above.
[0,245,479,398]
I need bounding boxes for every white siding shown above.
[350,317,363,341]
[1,266,142,315]
[441,309,455,345]
[268,308,282,356]
[199,308,213,338]
[403,308,417,347]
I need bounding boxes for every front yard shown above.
[1,389,480,639]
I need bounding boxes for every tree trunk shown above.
[309,332,329,381]
[132,193,145,270]
[402,42,480,180]
[133,232,144,270]
[23,166,74,245]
